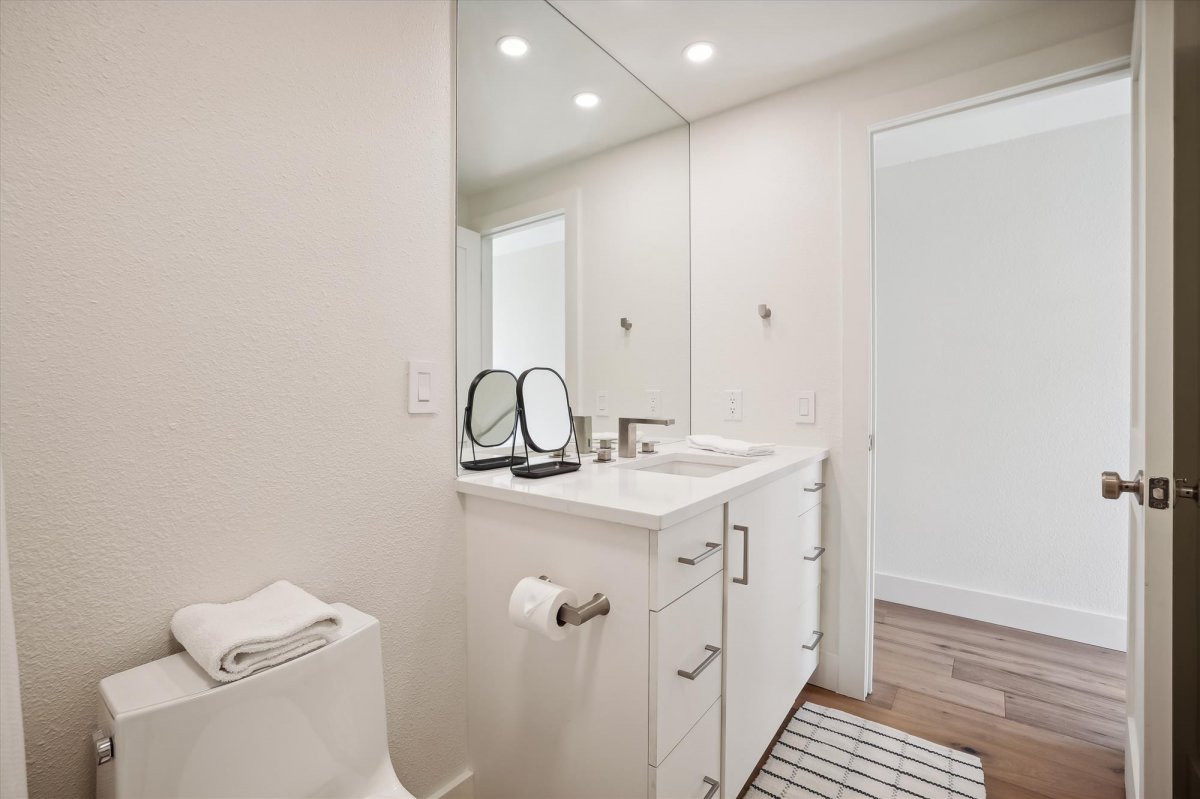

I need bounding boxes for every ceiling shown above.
[457,0,684,195]
[549,0,1046,121]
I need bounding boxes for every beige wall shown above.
[0,2,464,797]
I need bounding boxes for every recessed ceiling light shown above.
[573,92,600,109]
[497,36,529,58]
[684,42,715,63]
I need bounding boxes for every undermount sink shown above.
[614,452,749,478]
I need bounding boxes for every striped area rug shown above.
[749,702,986,799]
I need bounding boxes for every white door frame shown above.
[835,32,1131,701]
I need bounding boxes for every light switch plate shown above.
[646,389,662,418]
[724,389,743,421]
[596,391,609,417]
[795,390,816,424]
[408,360,436,414]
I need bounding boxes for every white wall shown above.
[466,126,691,434]
[0,2,465,797]
[874,108,1131,650]
[689,0,1133,694]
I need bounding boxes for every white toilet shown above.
[94,603,415,799]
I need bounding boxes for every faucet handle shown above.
[640,440,659,454]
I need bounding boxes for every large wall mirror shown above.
[456,0,690,462]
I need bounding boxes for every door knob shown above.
[1101,470,1144,504]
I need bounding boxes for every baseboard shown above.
[875,572,1126,651]
[426,769,473,799]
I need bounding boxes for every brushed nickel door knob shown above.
[1101,470,1144,504]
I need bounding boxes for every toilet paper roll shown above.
[508,577,578,642]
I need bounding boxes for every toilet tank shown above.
[95,603,407,799]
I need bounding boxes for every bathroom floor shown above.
[743,600,1127,799]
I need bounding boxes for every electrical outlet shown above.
[724,389,743,421]
[596,391,609,417]
[796,390,816,424]
[646,389,662,418]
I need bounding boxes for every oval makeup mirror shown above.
[512,367,581,478]
[459,369,526,471]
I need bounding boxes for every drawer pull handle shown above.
[804,482,826,493]
[803,546,826,562]
[803,630,824,651]
[732,524,749,585]
[678,542,722,566]
[702,777,720,799]
[677,644,721,680]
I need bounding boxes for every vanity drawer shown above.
[795,461,825,516]
[650,506,725,611]
[796,503,823,606]
[648,698,721,799]
[649,571,723,766]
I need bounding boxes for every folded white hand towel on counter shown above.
[170,580,343,683]
[687,434,776,457]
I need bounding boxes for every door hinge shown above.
[1148,476,1171,509]
[868,434,875,452]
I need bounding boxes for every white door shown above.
[1118,3,1175,798]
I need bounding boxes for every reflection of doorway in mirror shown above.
[486,215,566,380]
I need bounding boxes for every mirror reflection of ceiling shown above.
[550,0,1060,121]
[456,0,686,195]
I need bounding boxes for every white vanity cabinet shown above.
[459,445,827,799]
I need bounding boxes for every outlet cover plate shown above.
[724,389,743,421]
[646,389,662,417]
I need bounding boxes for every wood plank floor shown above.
[742,601,1127,799]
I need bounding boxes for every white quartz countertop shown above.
[454,441,829,529]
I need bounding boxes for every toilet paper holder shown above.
[538,576,611,626]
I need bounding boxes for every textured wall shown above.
[0,2,464,797]
[875,115,1130,619]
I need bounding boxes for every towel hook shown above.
[758,304,772,319]
[620,317,633,331]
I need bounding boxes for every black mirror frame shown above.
[459,369,527,472]
[511,367,582,479]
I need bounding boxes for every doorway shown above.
[866,73,1133,796]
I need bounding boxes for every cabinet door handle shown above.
[804,482,826,493]
[678,542,721,565]
[677,644,721,679]
[803,630,824,650]
[701,777,720,799]
[803,546,826,562]
[732,524,749,585]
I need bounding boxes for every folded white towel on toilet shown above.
[687,434,776,457]
[171,580,343,683]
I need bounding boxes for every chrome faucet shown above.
[618,417,675,458]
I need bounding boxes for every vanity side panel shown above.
[464,496,651,799]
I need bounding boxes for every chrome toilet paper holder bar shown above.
[538,576,611,627]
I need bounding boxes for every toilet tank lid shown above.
[99,602,375,718]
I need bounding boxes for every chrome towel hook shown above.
[620,317,632,331]
[758,304,772,319]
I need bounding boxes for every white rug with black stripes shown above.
[749,702,986,799]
